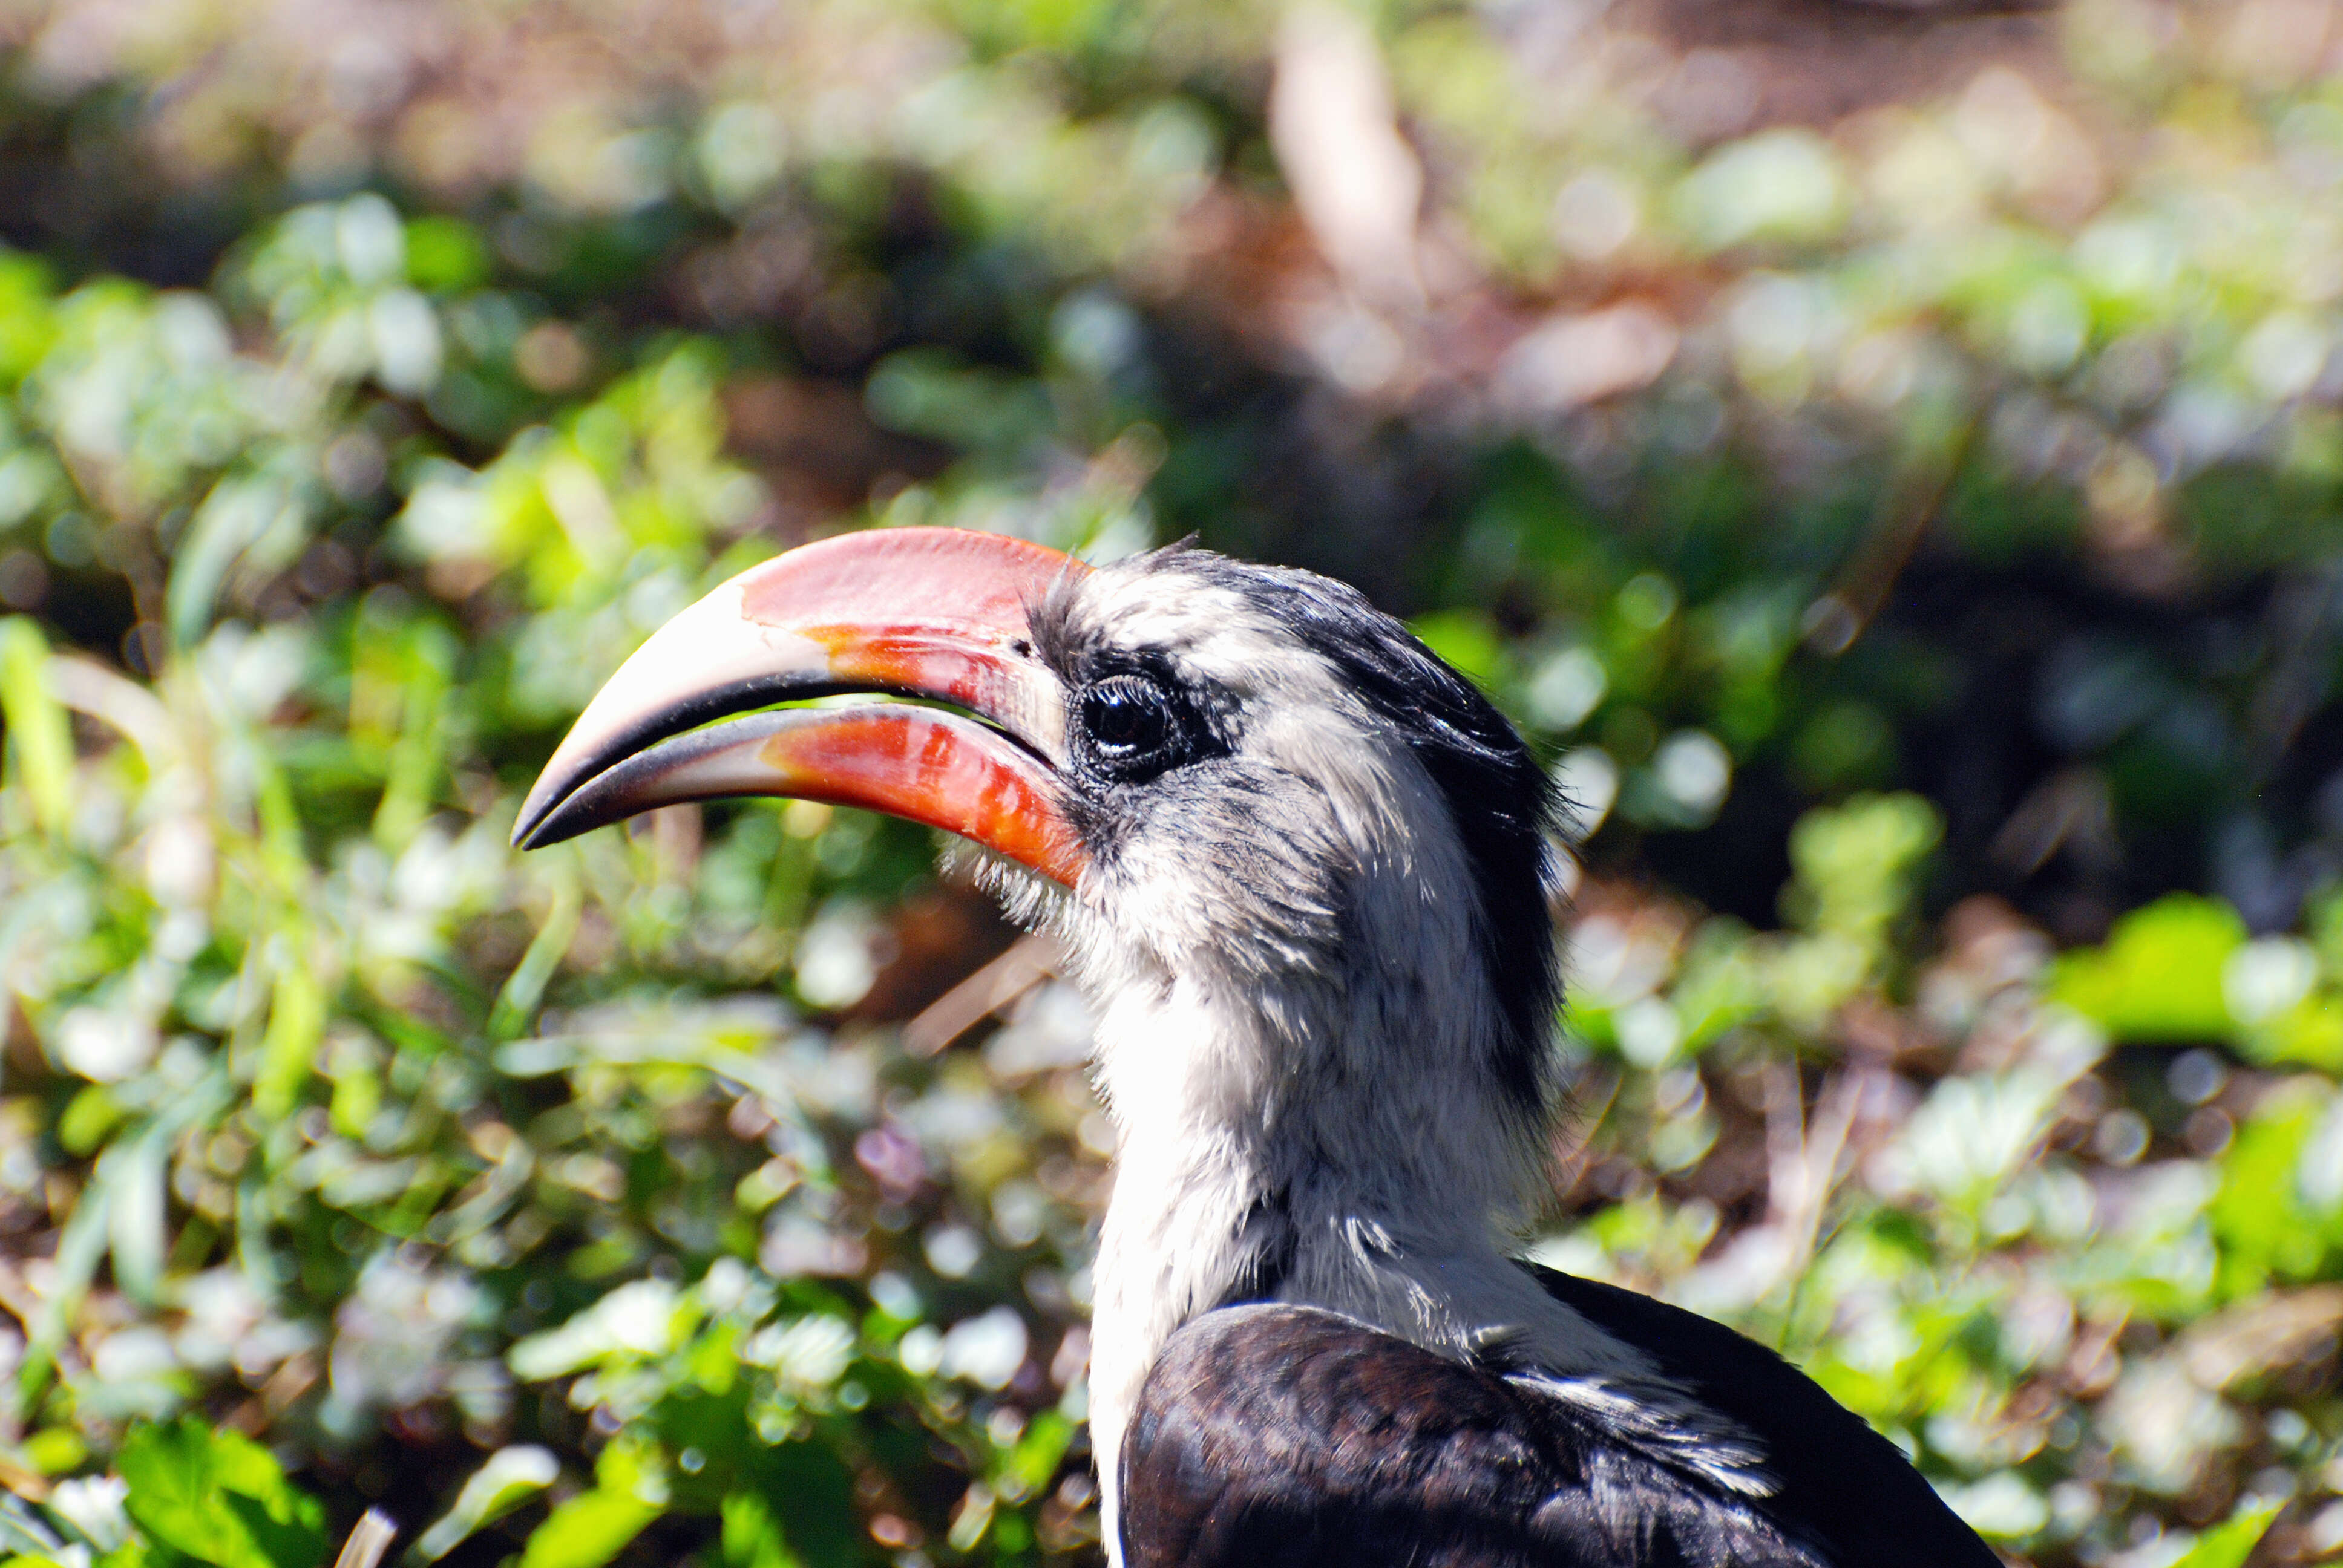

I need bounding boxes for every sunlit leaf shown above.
[2163,1497,2281,1568]
[116,1421,326,1568]
[411,1446,561,1562]
[2052,895,2245,1042]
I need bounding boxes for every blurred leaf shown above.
[168,472,313,648]
[488,872,581,1042]
[1783,793,1941,943]
[0,619,73,837]
[1674,130,1848,251]
[24,1429,87,1475]
[517,1445,665,1568]
[511,1279,689,1382]
[2163,1497,2280,1568]
[1408,610,1505,694]
[2052,895,2246,1042]
[411,1446,560,1562]
[19,1158,113,1410]
[0,1494,64,1557]
[57,1086,122,1156]
[518,1491,654,1566]
[255,961,326,1121]
[0,253,58,385]
[97,1129,168,1306]
[117,1421,326,1568]
[717,1492,798,1568]
[403,219,490,295]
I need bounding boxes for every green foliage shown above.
[2165,1498,2281,1568]
[517,1443,665,1568]
[117,1421,326,1568]
[2053,896,2249,1043]
[2,1,2343,1564]
[411,1446,558,1563]
[0,621,71,840]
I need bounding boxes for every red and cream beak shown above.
[511,527,1091,886]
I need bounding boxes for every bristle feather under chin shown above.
[944,842,1070,927]
[945,843,1115,984]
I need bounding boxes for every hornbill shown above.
[514,527,1998,1568]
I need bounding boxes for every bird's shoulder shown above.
[1118,1301,1835,1568]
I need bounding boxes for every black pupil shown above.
[1086,681,1170,756]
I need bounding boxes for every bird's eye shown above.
[1077,675,1186,780]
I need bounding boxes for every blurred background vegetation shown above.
[5,0,2343,1563]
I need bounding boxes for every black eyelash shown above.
[1073,673,1208,784]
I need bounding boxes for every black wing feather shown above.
[1119,1287,2002,1567]
[1120,1303,1834,1568]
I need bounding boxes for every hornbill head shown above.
[515,526,1561,1143]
